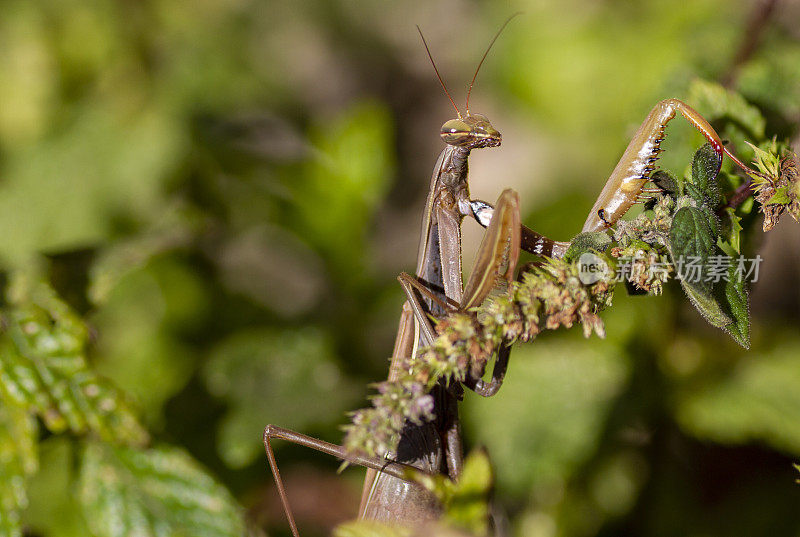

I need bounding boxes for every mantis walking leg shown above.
[263,424,439,537]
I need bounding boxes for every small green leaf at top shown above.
[411,449,493,536]
[747,139,783,185]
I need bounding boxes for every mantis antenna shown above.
[417,25,462,119]
[465,12,522,115]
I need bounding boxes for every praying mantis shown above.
[263,20,758,536]
[264,20,533,534]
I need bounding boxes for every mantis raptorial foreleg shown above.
[467,99,756,253]
[397,273,512,398]
[398,189,521,395]
[582,98,755,232]
[463,344,510,397]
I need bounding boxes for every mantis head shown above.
[440,113,501,149]
[419,15,518,151]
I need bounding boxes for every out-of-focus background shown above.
[1,0,799,536]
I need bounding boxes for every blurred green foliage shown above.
[0,1,798,536]
[204,327,358,469]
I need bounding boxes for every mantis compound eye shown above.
[440,119,471,144]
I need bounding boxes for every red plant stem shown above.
[724,178,754,210]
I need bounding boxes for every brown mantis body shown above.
[358,118,511,524]
[264,22,528,535]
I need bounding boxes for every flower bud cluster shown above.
[342,258,613,458]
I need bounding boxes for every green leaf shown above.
[676,280,732,328]
[202,327,359,468]
[688,79,766,139]
[669,206,717,291]
[409,449,492,536]
[673,263,750,349]
[79,442,246,537]
[685,144,722,207]
[443,450,492,535]
[766,186,791,205]
[0,274,147,445]
[667,196,751,345]
[720,264,750,349]
[563,232,612,263]
[716,239,737,258]
[333,520,414,537]
[719,207,743,255]
[0,402,38,537]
